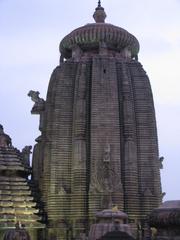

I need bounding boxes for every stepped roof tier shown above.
[0,126,43,229]
[60,2,139,59]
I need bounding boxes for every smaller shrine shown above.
[149,201,180,240]
[3,222,31,240]
[88,207,135,240]
[0,125,44,239]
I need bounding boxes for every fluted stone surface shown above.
[30,3,162,239]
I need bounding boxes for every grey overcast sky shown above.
[0,0,180,201]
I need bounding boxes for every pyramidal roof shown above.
[0,125,43,229]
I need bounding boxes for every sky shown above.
[0,0,180,201]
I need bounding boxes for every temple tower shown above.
[0,125,44,240]
[30,2,162,239]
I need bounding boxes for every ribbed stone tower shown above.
[30,2,162,239]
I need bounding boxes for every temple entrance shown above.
[98,231,135,240]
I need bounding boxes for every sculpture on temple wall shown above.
[28,90,44,105]
[159,156,164,169]
[90,143,111,193]
[0,124,12,147]
[28,90,45,131]
[103,143,111,163]
[21,146,32,167]
[72,45,83,60]
[161,192,166,201]
[28,90,45,114]
[99,41,108,56]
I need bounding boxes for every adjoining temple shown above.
[28,2,163,239]
[149,201,180,240]
[88,208,135,240]
[0,125,44,239]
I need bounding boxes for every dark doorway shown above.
[98,231,135,240]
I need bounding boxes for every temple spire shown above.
[98,0,101,8]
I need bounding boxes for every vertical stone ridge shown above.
[116,61,140,221]
[89,56,124,222]
[40,66,61,212]
[129,61,162,218]
[86,61,92,234]
[40,63,78,239]
[71,61,91,237]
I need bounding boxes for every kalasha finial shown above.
[93,0,107,23]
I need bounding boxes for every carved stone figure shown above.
[0,125,12,147]
[28,90,44,104]
[161,192,166,200]
[28,91,45,131]
[21,146,32,167]
[103,143,111,163]
[28,90,45,114]
[159,156,164,169]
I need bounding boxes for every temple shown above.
[1,2,171,240]
[28,2,162,239]
[0,125,44,239]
